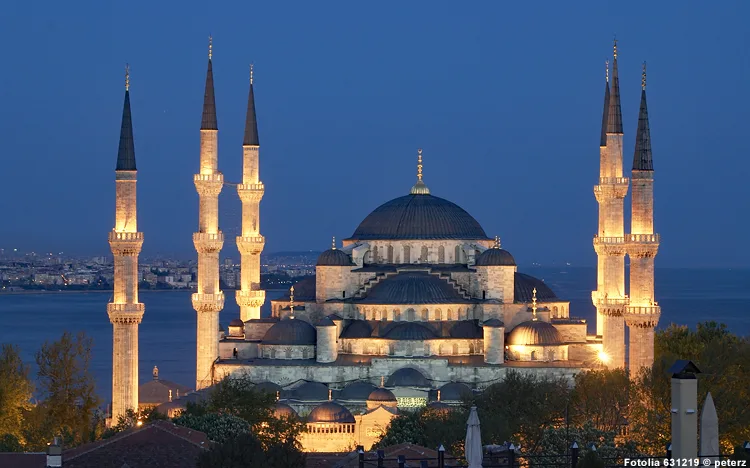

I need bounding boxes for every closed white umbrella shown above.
[465,405,483,468]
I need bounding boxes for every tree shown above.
[569,369,630,433]
[0,344,33,444]
[33,331,99,448]
[102,407,168,438]
[376,406,468,455]
[173,413,250,444]
[535,421,639,467]
[196,431,305,468]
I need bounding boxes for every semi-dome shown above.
[316,248,353,266]
[358,272,473,305]
[383,322,436,340]
[339,381,377,400]
[289,381,329,401]
[507,321,564,346]
[475,248,516,266]
[273,402,298,419]
[262,319,317,345]
[308,401,355,424]
[514,273,558,302]
[439,382,472,401]
[449,320,483,338]
[347,194,490,241]
[386,368,430,387]
[341,321,373,338]
[254,381,283,395]
[368,387,397,403]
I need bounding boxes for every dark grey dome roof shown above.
[386,368,430,387]
[514,272,558,303]
[482,318,504,328]
[254,381,282,394]
[449,320,483,338]
[315,317,336,327]
[341,321,373,338]
[383,322,436,340]
[339,381,377,400]
[368,387,397,402]
[290,381,329,401]
[278,276,316,301]
[357,272,473,304]
[229,318,244,327]
[262,319,317,345]
[273,402,298,419]
[308,401,355,424]
[316,249,353,266]
[475,248,516,266]
[348,194,490,241]
[507,320,563,346]
[439,382,472,401]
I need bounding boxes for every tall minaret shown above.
[108,65,145,421]
[593,39,629,368]
[236,64,266,321]
[625,63,660,375]
[192,37,225,390]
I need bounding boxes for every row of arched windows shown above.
[367,244,464,264]
[353,307,478,321]
[341,340,480,356]
[306,424,355,434]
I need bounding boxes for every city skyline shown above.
[1,1,748,268]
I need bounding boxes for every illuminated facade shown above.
[108,66,145,422]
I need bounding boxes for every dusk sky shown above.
[0,1,747,268]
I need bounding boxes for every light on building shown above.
[136,420,143,427]
[597,351,610,364]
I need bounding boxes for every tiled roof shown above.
[0,453,45,468]
[347,194,490,241]
[139,378,193,405]
[354,271,474,304]
[514,272,559,302]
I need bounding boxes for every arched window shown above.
[420,245,428,262]
[381,309,387,321]
[469,342,475,354]
[435,309,442,321]
[302,348,309,359]
[438,245,445,263]
[531,350,537,361]
[553,306,559,317]
[421,309,428,321]
[374,309,381,321]
[388,343,395,355]
[424,343,431,356]
[270,348,277,359]
[447,309,454,321]
[452,343,459,355]
[284,347,292,359]
[387,245,394,263]
[438,343,445,355]
[403,245,411,263]
[406,308,415,321]
[405,343,413,356]
[373,245,379,263]
[394,309,401,321]
[455,245,461,263]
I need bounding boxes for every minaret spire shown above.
[201,36,218,130]
[116,64,136,171]
[600,60,610,146]
[607,38,623,134]
[633,62,653,171]
[410,148,430,195]
[243,64,259,145]
[531,287,538,321]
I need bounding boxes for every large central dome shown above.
[347,194,489,241]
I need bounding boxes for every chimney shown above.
[669,360,701,461]
[46,437,62,467]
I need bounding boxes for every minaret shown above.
[592,39,629,368]
[192,37,225,390]
[625,62,660,375]
[108,64,145,421]
[236,64,266,321]
[595,60,610,337]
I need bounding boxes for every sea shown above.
[1,267,748,403]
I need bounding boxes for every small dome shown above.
[229,319,244,327]
[289,381,329,401]
[475,248,516,266]
[339,381,377,400]
[383,322,436,340]
[262,319,316,345]
[273,402,298,419]
[308,401,355,424]
[507,321,563,346]
[386,368,430,387]
[341,321,373,338]
[368,387,397,403]
[449,320,483,339]
[482,318,504,328]
[316,249,353,266]
[315,317,336,327]
[439,382,472,401]
[254,381,283,395]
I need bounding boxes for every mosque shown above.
[106,39,659,451]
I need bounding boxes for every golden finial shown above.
[494,236,501,249]
[532,287,538,320]
[250,63,254,85]
[328,388,332,401]
[276,390,280,401]
[613,36,618,59]
[417,148,423,182]
[437,390,441,402]
[289,285,295,318]
[208,35,213,60]
[642,61,647,90]
[605,59,609,83]
[125,64,130,91]
[332,236,336,250]
[380,376,385,387]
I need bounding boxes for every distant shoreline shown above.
[0,288,288,296]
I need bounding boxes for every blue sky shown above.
[0,1,747,267]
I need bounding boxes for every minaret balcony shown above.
[625,234,660,258]
[194,173,224,197]
[237,183,265,203]
[236,289,266,308]
[593,177,629,201]
[625,234,660,243]
[193,232,224,253]
[192,292,225,313]
[592,294,629,317]
[109,231,144,256]
[592,236,625,256]
[107,302,145,323]
[624,305,661,328]
[236,235,265,255]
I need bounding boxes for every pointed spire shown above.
[410,148,430,195]
[607,38,623,134]
[600,60,610,146]
[243,64,259,145]
[531,287,538,321]
[201,36,218,130]
[633,62,653,171]
[116,64,136,171]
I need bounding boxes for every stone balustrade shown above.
[236,289,266,308]
[192,293,225,312]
